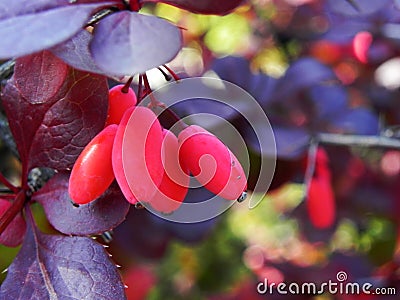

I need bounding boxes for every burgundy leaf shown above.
[143,0,245,15]
[1,51,108,174]
[0,2,109,59]
[90,11,182,76]
[33,173,130,236]
[0,219,126,299]
[51,29,105,75]
[0,199,26,247]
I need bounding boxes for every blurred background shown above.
[2,0,400,299]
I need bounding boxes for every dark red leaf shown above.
[143,0,245,15]
[32,173,130,236]
[0,199,26,247]
[0,218,126,299]
[0,1,110,59]
[1,51,108,174]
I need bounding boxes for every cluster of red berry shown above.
[68,84,247,214]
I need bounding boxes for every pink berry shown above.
[353,31,373,64]
[147,129,189,214]
[178,125,247,200]
[112,106,164,204]
[105,84,137,126]
[69,125,118,204]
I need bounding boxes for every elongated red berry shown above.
[306,148,336,229]
[147,129,189,214]
[112,106,164,204]
[105,84,137,126]
[0,199,26,247]
[178,125,247,200]
[69,125,118,205]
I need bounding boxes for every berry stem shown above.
[121,76,134,93]
[137,74,144,102]
[157,67,172,81]
[141,74,188,131]
[0,172,19,193]
[0,189,26,235]
[303,140,319,200]
[162,65,180,82]
[0,194,16,200]
[142,74,159,108]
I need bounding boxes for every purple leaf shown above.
[33,173,130,236]
[329,108,379,135]
[212,56,277,106]
[90,11,182,76]
[212,56,253,90]
[143,0,244,15]
[274,58,337,98]
[0,2,109,59]
[113,208,171,259]
[2,51,108,173]
[322,19,371,43]
[272,126,310,159]
[308,84,347,119]
[0,0,69,17]
[0,219,126,299]
[51,29,105,75]
[327,0,390,16]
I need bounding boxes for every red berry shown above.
[0,199,26,247]
[123,265,155,300]
[147,129,189,214]
[178,125,247,200]
[105,84,137,126]
[353,31,373,64]
[112,106,164,204]
[69,125,118,205]
[306,148,336,229]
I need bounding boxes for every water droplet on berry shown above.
[135,202,144,209]
[237,191,247,203]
